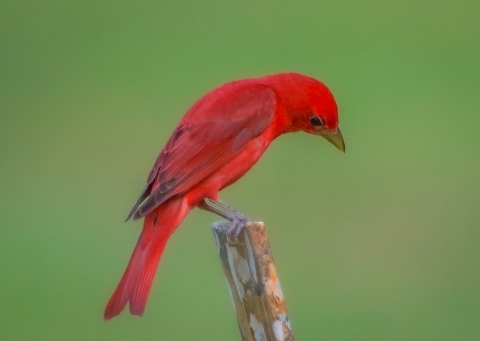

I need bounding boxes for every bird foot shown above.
[225,214,250,245]
[199,198,250,245]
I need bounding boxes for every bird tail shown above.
[104,197,188,320]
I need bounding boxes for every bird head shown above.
[266,73,345,153]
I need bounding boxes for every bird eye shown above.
[309,115,324,127]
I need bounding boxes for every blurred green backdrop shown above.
[1,1,479,340]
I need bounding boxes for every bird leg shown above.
[199,198,250,244]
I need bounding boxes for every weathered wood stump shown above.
[212,221,294,341]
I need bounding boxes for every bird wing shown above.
[127,84,276,220]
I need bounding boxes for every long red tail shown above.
[104,197,188,320]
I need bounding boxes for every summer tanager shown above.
[104,72,345,319]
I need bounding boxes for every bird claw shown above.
[199,198,250,244]
[225,215,250,245]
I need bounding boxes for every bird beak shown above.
[321,127,345,153]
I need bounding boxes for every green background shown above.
[1,1,479,340]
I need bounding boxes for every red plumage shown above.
[104,73,344,319]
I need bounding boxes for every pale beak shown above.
[321,127,345,153]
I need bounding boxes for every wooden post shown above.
[212,221,294,341]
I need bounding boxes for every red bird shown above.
[104,72,345,319]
